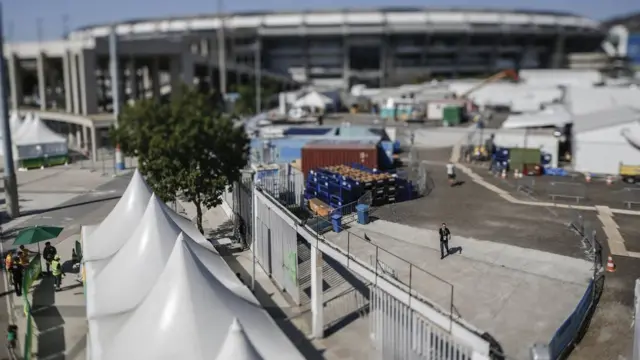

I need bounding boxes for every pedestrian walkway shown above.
[10,233,86,360]
[324,220,592,360]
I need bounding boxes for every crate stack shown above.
[305,164,401,215]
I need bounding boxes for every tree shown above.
[111,86,250,233]
[232,82,279,116]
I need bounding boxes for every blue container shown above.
[356,204,370,225]
[541,153,552,165]
[331,214,342,233]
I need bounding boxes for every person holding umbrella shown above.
[13,225,64,273]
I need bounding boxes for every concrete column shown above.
[36,53,48,110]
[7,54,23,111]
[128,59,138,101]
[150,57,160,99]
[75,125,82,148]
[82,125,89,151]
[142,65,151,99]
[380,36,388,87]
[342,37,350,90]
[170,54,194,96]
[90,126,98,163]
[62,51,73,112]
[551,35,566,69]
[70,53,81,114]
[310,245,324,339]
[78,49,98,115]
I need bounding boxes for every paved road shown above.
[0,174,130,359]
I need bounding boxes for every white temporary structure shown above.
[502,105,572,129]
[11,112,35,144]
[14,114,68,160]
[216,319,263,360]
[293,91,332,111]
[9,112,22,135]
[86,194,183,319]
[83,170,153,265]
[97,234,305,360]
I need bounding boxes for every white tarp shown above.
[97,234,304,360]
[293,91,332,110]
[216,319,263,360]
[14,114,67,159]
[564,87,640,116]
[502,105,572,130]
[83,170,152,265]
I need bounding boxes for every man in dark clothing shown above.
[439,223,451,260]
[10,264,23,296]
[43,242,57,275]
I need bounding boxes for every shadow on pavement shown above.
[31,276,66,360]
[224,255,325,360]
[20,196,121,217]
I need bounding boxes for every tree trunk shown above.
[195,200,204,234]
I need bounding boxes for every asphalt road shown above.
[0,174,130,359]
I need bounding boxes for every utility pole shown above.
[109,27,125,171]
[255,40,261,114]
[0,3,19,218]
[216,0,227,98]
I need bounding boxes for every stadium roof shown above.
[69,7,601,40]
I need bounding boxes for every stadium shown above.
[7,8,607,117]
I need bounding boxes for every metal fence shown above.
[545,212,604,360]
[68,147,138,175]
[547,182,587,203]
[623,187,640,209]
[370,285,473,360]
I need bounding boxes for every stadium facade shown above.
[6,8,606,116]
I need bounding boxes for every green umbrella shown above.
[13,226,64,247]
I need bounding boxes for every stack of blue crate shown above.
[305,169,361,216]
[491,147,510,172]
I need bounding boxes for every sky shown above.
[4,0,640,41]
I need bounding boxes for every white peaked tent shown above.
[98,235,304,360]
[14,114,67,159]
[83,170,153,263]
[294,91,333,111]
[162,201,216,249]
[9,112,22,135]
[216,319,263,360]
[12,112,35,142]
[86,194,183,319]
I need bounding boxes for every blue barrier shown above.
[548,279,595,359]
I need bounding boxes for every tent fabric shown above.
[294,91,332,109]
[216,319,263,360]
[15,114,66,145]
[9,112,22,135]
[502,105,572,129]
[86,194,183,319]
[12,113,35,143]
[162,202,215,250]
[83,170,152,263]
[98,234,304,360]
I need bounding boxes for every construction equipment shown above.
[459,69,519,99]
[620,163,640,184]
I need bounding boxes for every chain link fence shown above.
[67,147,138,176]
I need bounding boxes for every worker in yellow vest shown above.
[5,252,13,285]
[51,255,64,291]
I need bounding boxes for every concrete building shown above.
[4,8,605,156]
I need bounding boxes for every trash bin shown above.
[356,204,370,225]
[331,214,342,233]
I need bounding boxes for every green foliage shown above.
[232,82,279,116]
[110,85,250,233]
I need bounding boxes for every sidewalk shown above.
[12,234,87,360]
[324,219,593,360]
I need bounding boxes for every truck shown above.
[620,163,640,184]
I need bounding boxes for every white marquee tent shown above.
[9,112,22,135]
[294,91,333,111]
[216,319,263,360]
[93,234,304,360]
[14,114,68,160]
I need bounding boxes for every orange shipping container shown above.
[302,140,379,177]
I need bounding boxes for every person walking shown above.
[43,242,57,275]
[439,223,451,260]
[10,263,23,296]
[51,255,65,291]
[446,162,457,187]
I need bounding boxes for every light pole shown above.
[216,0,227,98]
[255,40,261,114]
[109,27,125,171]
[0,2,19,218]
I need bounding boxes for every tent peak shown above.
[216,318,263,360]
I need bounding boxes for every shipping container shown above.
[302,140,379,177]
[443,106,462,126]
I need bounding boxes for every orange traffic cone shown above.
[585,173,591,183]
[501,169,507,179]
[606,256,616,273]
[606,176,613,186]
